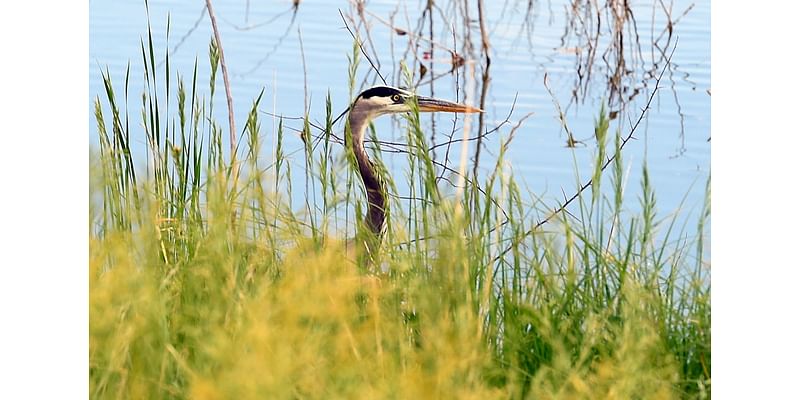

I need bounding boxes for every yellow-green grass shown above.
[90,14,710,399]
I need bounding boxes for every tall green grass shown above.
[90,13,710,399]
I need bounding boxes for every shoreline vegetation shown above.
[90,1,710,398]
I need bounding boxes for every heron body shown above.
[346,86,481,260]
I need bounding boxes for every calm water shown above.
[90,0,710,227]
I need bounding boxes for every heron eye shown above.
[391,94,402,103]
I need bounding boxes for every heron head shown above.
[351,86,482,118]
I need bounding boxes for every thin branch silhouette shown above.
[491,42,678,264]
[205,0,236,166]
[339,9,387,85]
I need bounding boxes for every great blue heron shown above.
[345,85,481,260]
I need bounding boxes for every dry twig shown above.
[205,0,237,166]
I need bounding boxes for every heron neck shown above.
[348,111,387,237]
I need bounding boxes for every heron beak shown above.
[416,96,483,113]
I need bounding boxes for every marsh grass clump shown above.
[89,11,709,399]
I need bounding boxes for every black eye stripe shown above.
[359,86,403,100]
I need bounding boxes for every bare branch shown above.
[205,0,237,166]
[491,42,679,264]
[339,9,387,85]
